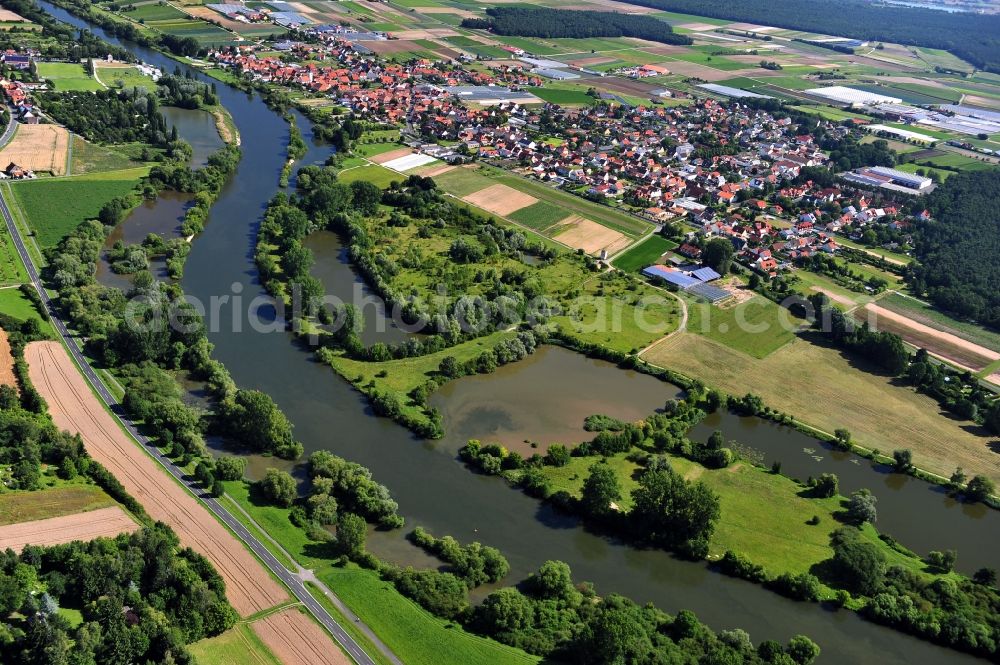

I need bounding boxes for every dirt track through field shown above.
[863,304,1000,371]
[0,506,137,551]
[252,608,351,665]
[810,286,855,308]
[0,328,16,391]
[25,341,288,616]
[463,183,536,216]
[0,125,70,175]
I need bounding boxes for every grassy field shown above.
[319,564,540,665]
[0,219,28,286]
[188,622,282,665]
[489,171,652,238]
[36,62,102,91]
[0,484,115,526]
[790,269,869,309]
[885,122,953,141]
[507,200,570,230]
[339,163,400,188]
[9,169,145,248]
[354,142,405,159]
[787,105,871,122]
[878,292,1000,354]
[548,270,682,353]
[906,151,998,173]
[664,51,747,71]
[531,86,597,106]
[611,235,677,272]
[444,36,509,59]
[69,136,137,175]
[897,161,955,181]
[222,479,536,665]
[542,450,938,587]
[123,2,187,21]
[645,333,1000,484]
[685,294,798,359]
[0,287,46,326]
[146,18,234,45]
[97,63,158,91]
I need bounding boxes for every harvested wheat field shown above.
[0,8,26,21]
[370,147,414,164]
[646,333,1000,484]
[463,184,536,216]
[392,28,458,40]
[552,215,631,255]
[413,163,455,178]
[0,328,16,391]
[25,341,288,616]
[0,125,70,175]
[0,506,137,551]
[862,304,1000,372]
[252,609,350,665]
[186,6,250,31]
[987,373,1000,387]
[366,40,425,55]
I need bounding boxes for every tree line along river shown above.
[35,3,993,662]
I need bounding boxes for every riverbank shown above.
[34,4,999,664]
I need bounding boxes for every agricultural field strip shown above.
[0,175,380,661]
[862,303,1000,372]
[351,155,583,252]
[26,340,289,617]
[0,505,138,552]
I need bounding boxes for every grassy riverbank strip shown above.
[221,479,541,665]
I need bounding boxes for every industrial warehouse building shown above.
[804,86,902,106]
[841,166,933,194]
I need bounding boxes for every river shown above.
[37,3,989,662]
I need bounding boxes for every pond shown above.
[430,344,677,456]
[161,106,224,169]
[95,190,192,290]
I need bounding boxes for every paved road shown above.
[0,107,17,148]
[0,188,383,665]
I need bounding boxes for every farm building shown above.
[805,86,902,106]
[533,68,580,80]
[643,264,730,303]
[841,166,932,193]
[698,84,771,100]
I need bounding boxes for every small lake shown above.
[305,230,418,347]
[161,106,224,169]
[95,191,192,290]
[431,344,677,456]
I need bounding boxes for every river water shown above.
[39,3,991,661]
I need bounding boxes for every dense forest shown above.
[614,0,1000,72]
[0,525,236,664]
[909,170,1000,331]
[462,7,692,45]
